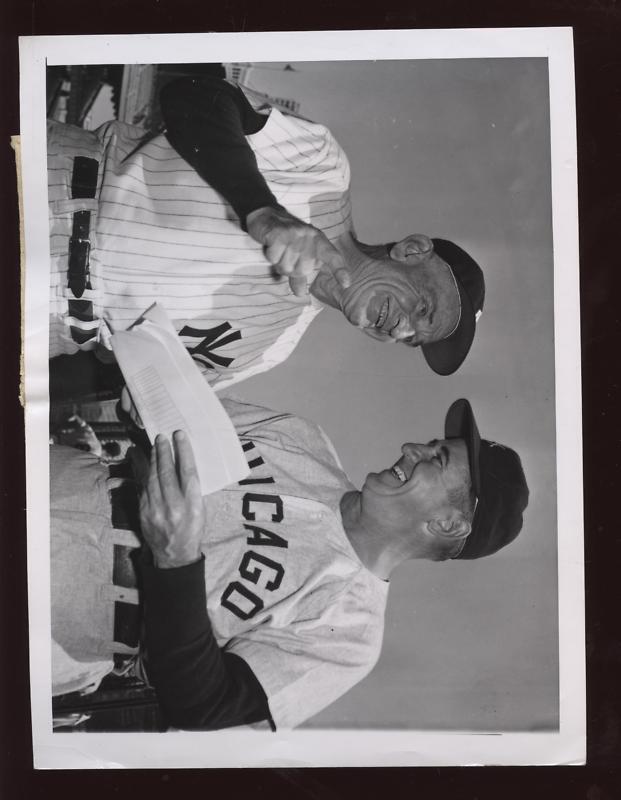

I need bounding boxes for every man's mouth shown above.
[375,297,389,329]
[390,464,407,483]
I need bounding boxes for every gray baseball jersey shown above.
[51,399,387,729]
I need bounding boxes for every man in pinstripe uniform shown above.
[48,77,485,389]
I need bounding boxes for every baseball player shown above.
[48,76,485,391]
[51,397,528,730]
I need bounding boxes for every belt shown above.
[108,461,142,650]
[68,155,99,343]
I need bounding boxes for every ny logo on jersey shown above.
[180,321,242,370]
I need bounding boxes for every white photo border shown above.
[20,27,584,768]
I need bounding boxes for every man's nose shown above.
[402,443,434,459]
[391,317,416,341]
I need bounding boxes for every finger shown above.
[270,246,299,276]
[120,386,132,414]
[293,249,321,277]
[289,273,310,297]
[131,405,145,430]
[155,434,180,505]
[173,430,201,496]
[127,394,145,429]
[317,240,351,288]
[324,254,351,289]
[138,492,151,533]
[334,269,351,289]
[284,252,315,296]
[147,440,163,505]
[264,240,288,270]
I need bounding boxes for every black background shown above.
[1,1,620,797]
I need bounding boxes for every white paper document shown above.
[111,303,249,493]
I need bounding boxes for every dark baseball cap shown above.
[421,239,485,376]
[444,398,529,559]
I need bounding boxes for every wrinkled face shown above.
[362,438,471,533]
[339,237,461,347]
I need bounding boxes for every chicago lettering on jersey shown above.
[220,441,288,621]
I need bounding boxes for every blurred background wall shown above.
[234,59,558,731]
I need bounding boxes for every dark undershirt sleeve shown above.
[142,555,273,730]
[159,77,281,228]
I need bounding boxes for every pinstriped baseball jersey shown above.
[48,106,353,389]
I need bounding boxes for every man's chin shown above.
[362,327,392,342]
[341,306,367,328]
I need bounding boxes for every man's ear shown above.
[389,234,434,264]
[426,513,471,540]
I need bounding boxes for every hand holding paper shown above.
[139,431,205,569]
[111,303,249,494]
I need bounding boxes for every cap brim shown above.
[444,398,481,496]
[421,277,476,376]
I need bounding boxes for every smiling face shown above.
[360,438,473,558]
[338,234,461,347]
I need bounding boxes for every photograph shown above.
[20,29,584,768]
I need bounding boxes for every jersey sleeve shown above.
[142,556,272,730]
[243,109,353,242]
[224,577,386,729]
[160,76,281,227]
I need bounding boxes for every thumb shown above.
[332,265,352,290]
[318,240,351,289]
[289,274,310,297]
